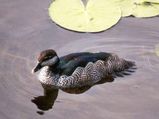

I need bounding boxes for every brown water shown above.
[0,0,159,119]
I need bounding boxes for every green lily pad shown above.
[146,0,159,3]
[132,2,159,17]
[155,44,159,57]
[114,0,136,17]
[133,0,145,4]
[134,0,159,4]
[49,0,121,32]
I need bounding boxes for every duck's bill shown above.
[32,63,42,74]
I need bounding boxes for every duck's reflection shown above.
[61,75,114,94]
[31,75,114,115]
[31,88,59,115]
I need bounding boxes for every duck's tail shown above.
[57,54,136,88]
[103,53,136,78]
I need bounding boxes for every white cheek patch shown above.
[41,56,58,66]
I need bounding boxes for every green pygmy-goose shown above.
[32,49,135,89]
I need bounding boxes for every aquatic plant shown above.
[48,0,159,32]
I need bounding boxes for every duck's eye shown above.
[44,57,49,60]
[48,56,53,59]
[43,56,52,61]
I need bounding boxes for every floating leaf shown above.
[132,2,159,17]
[49,0,121,32]
[133,0,145,4]
[134,0,159,4]
[155,44,159,57]
[145,0,159,3]
[115,0,136,17]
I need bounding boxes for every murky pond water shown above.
[0,0,159,119]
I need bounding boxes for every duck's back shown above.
[58,52,111,75]
[55,52,135,88]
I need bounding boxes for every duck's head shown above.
[32,49,59,73]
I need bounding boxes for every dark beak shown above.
[32,62,42,74]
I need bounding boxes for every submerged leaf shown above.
[49,0,121,32]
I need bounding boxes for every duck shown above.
[32,49,135,89]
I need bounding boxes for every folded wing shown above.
[57,54,135,88]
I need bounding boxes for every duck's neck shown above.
[38,57,61,86]
[49,65,59,74]
[38,66,60,86]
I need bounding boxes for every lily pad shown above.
[134,0,159,4]
[115,0,136,17]
[145,0,159,3]
[132,2,159,17]
[155,44,159,57]
[49,0,121,32]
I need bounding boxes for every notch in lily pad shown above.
[49,0,121,32]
